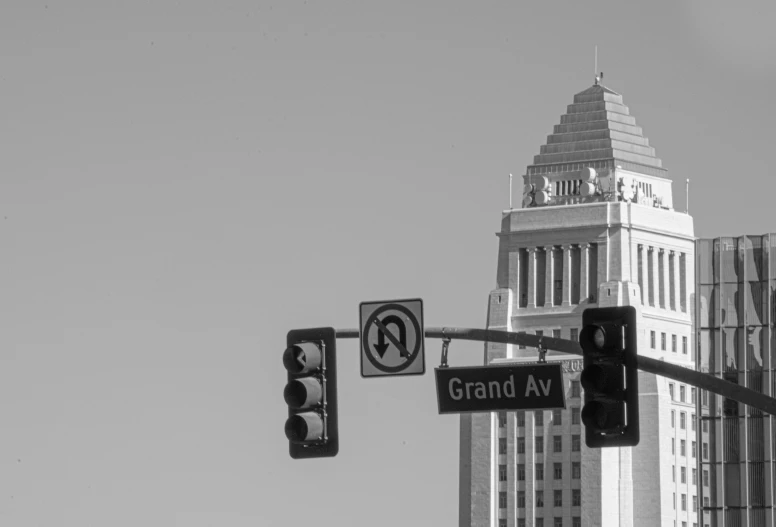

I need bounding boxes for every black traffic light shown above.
[579,306,639,448]
[283,327,338,459]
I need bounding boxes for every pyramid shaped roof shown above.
[526,84,667,179]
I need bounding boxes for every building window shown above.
[571,380,580,398]
[553,436,562,452]
[517,491,526,509]
[692,441,696,458]
[704,497,709,507]
[499,491,507,509]
[570,328,578,342]
[554,490,562,507]
[518,437,525,454]
[499,438,506,455]
[554,463,562,479]
[536,436,544,453]
[661,332,666,350]
[535,411,544,426]
[703,469,709,486]
[682,336,687,354]
[671,410,675,427]
[691,388,696,404]
[672,465,675,482]
[500,521,507,527]
[651,331,656,348]
[499,464,507,481]
[669,383,675,400]
[672,334,677,352]
[693,495,698,512]
[573,489,581,507]
[572,461,580,479]
[681,493,687,511]
[517,411,525,427]
[573,518,581,527]
[571,407,580,425]
[554,518,563,527]
[552,409,562,425]
[691,414,696,431]
[692,468,697,485]
[702,390,708,405]
[517,463,526,481]
[517,520,525,527]
[702,442,708,460]
[572,435,580,452]
[681,466,686,483]
[680,412,686,429]
[672,438,675,454]
[552,329,561,339]
[498,412,507,427]
[702,420,708,433]
[680,439,686,456]
[673,492,676,509]
[680,385,686,402]
[536,463,544,480]
[536,490,544,507]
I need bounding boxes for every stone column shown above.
[673,251,682,312]
[580,243,590,303]
[544,246,554,307]
[562,244,573,306]
[661,249,671,310]
[509,250,520,313]
[638,244,648,306]
[650,246,659,307]
[527,247,537,309]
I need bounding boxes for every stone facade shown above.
[460,82,697,526]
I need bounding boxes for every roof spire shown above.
[593,46,603,85]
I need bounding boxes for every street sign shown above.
[435,363,565,414]
[359,298,425,377]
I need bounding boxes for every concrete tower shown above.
[460,82,697,527]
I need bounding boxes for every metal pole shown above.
[686,178,690,214]
[335,326,776,416]
[509,173,513,209]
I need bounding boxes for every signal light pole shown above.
[283,327,338,459]
[579,306,639,447]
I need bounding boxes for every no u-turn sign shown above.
[359,298,425,378]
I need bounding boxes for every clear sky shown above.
[1,1,774,526]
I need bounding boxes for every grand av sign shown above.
[435,363,565,414]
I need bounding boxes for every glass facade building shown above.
[696,235,776,526]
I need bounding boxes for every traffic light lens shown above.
[283,343,322,374]
[580,363,623,394]
[284,378,323,409]
[285,412,324,442]
[593,327,606,349]
[582,401,624,431]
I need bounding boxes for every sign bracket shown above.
[439,337,451,368]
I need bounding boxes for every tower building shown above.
[459,81,697,526]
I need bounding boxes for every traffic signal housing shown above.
[283,327,338,459]
[579,306,639,448]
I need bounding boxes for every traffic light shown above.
[283,327,338,459]
[579,306,639,448]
